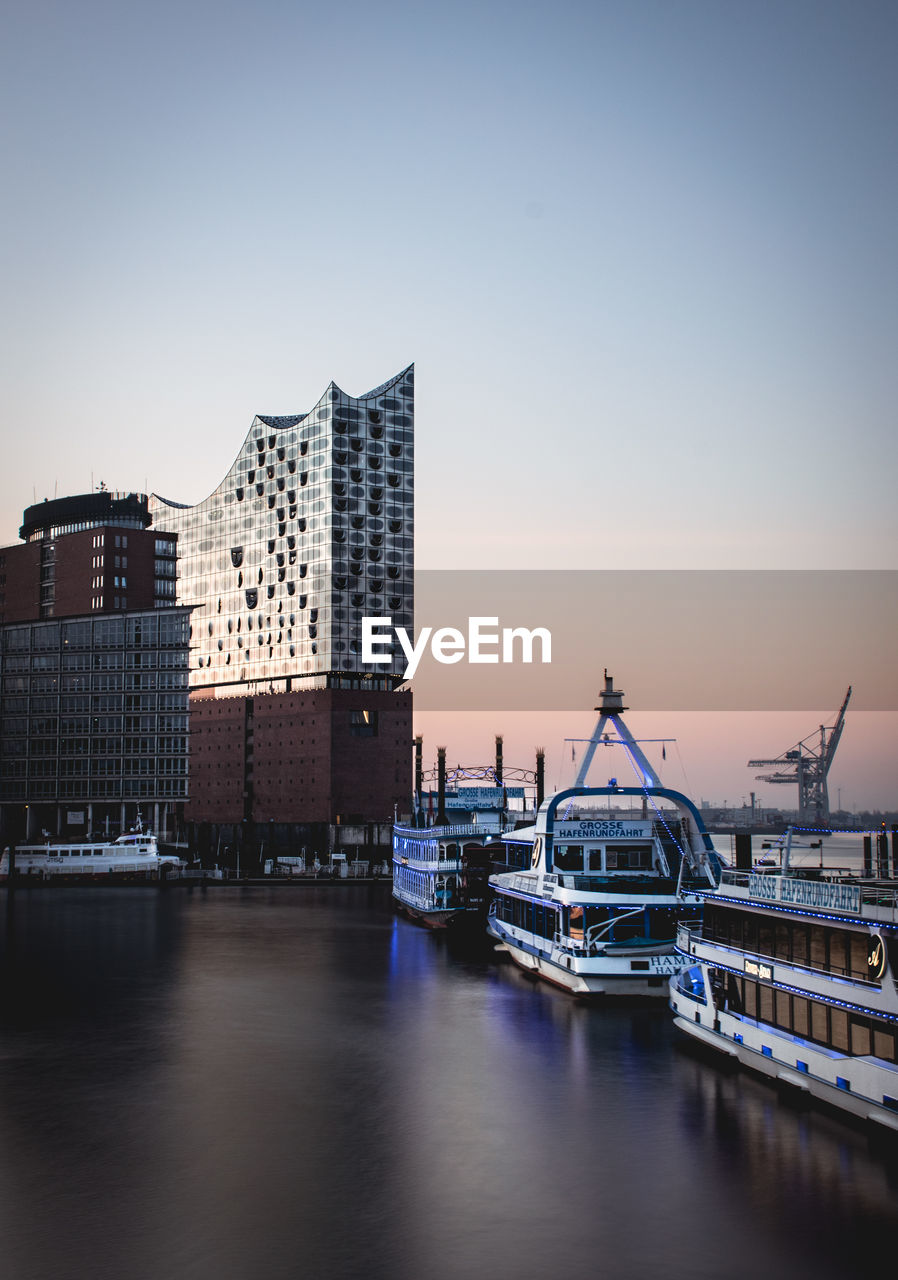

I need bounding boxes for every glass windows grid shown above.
[0,607,190,804]
[704,905,874,982]
[727,975,896,1063]
[150,371,414,689]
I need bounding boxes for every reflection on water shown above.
[1,886,896,1280]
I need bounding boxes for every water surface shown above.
[1,885,896,1280]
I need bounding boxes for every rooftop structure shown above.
[0,492,177,625]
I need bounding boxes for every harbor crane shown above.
[748,686,851,825]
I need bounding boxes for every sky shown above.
[1,0,895,808]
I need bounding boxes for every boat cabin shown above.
[509,818,679,884]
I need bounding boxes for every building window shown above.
[350,709,378,737]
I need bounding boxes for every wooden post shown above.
[414,736,423,828]
[436,747,448,826]
[863,835,873,877]
[877,832,889,879]
[734,832,752,870]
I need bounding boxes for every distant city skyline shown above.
[1,0,894,806]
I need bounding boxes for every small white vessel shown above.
[487,674,720,996]
[1,818,183,882]
[670,828,898,1131]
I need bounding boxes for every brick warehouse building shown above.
[149,365,415,862]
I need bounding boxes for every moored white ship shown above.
[487,674,722,996]
[1,821,184,882]
[670,829,898,1131]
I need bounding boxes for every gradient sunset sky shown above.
[1,1,895,808]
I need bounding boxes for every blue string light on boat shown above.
[613,746,689,863]
[682,889,898,932]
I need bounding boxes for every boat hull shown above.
[1,865,177,883]
[392,895,462,929]
[1,841,180,884]
[489,920,684,997]
[671,1005,898,1132]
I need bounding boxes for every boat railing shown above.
[553,930,617,958]
[551,873,680,895]
[675,919,887,986]
[554,931,586,956]
[393,822,508,839]
[394,853,464,871]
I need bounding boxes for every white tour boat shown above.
[670,828,898,1131]
[487,674,721,996]
[1,821,183,883]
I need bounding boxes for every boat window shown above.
[725,973,743,1012]
[554,843,583,872]
[774,987,791,1028]
[758,920,774,959]
[759,984,774,1024]
[811,1001,828,1043]
[791,922,809,966]
[677,965,707,1001]
[791,995,810,1037]
[874,1026,896,1060]
[742,979,757,1020]
[830,1008,850,1053]
[569,905,584,940]
[605,844,653,870]
[587,847,604,872]
[850,1016,871,1057]
[829,931,847,977]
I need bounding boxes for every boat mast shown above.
[573,672,663,790]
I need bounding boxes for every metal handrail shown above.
[393,822,507,839]
[678,920,883,987]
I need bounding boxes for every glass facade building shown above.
[150,365,414,693]
[0,607,191,841]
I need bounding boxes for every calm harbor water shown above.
[1,883,897,1280]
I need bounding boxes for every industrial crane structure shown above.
[748,687,852,825]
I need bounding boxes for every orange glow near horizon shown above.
[411,709,897,814]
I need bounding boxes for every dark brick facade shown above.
[0,526,171,623]
[0,542,40,623]
[187,686,413,824]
